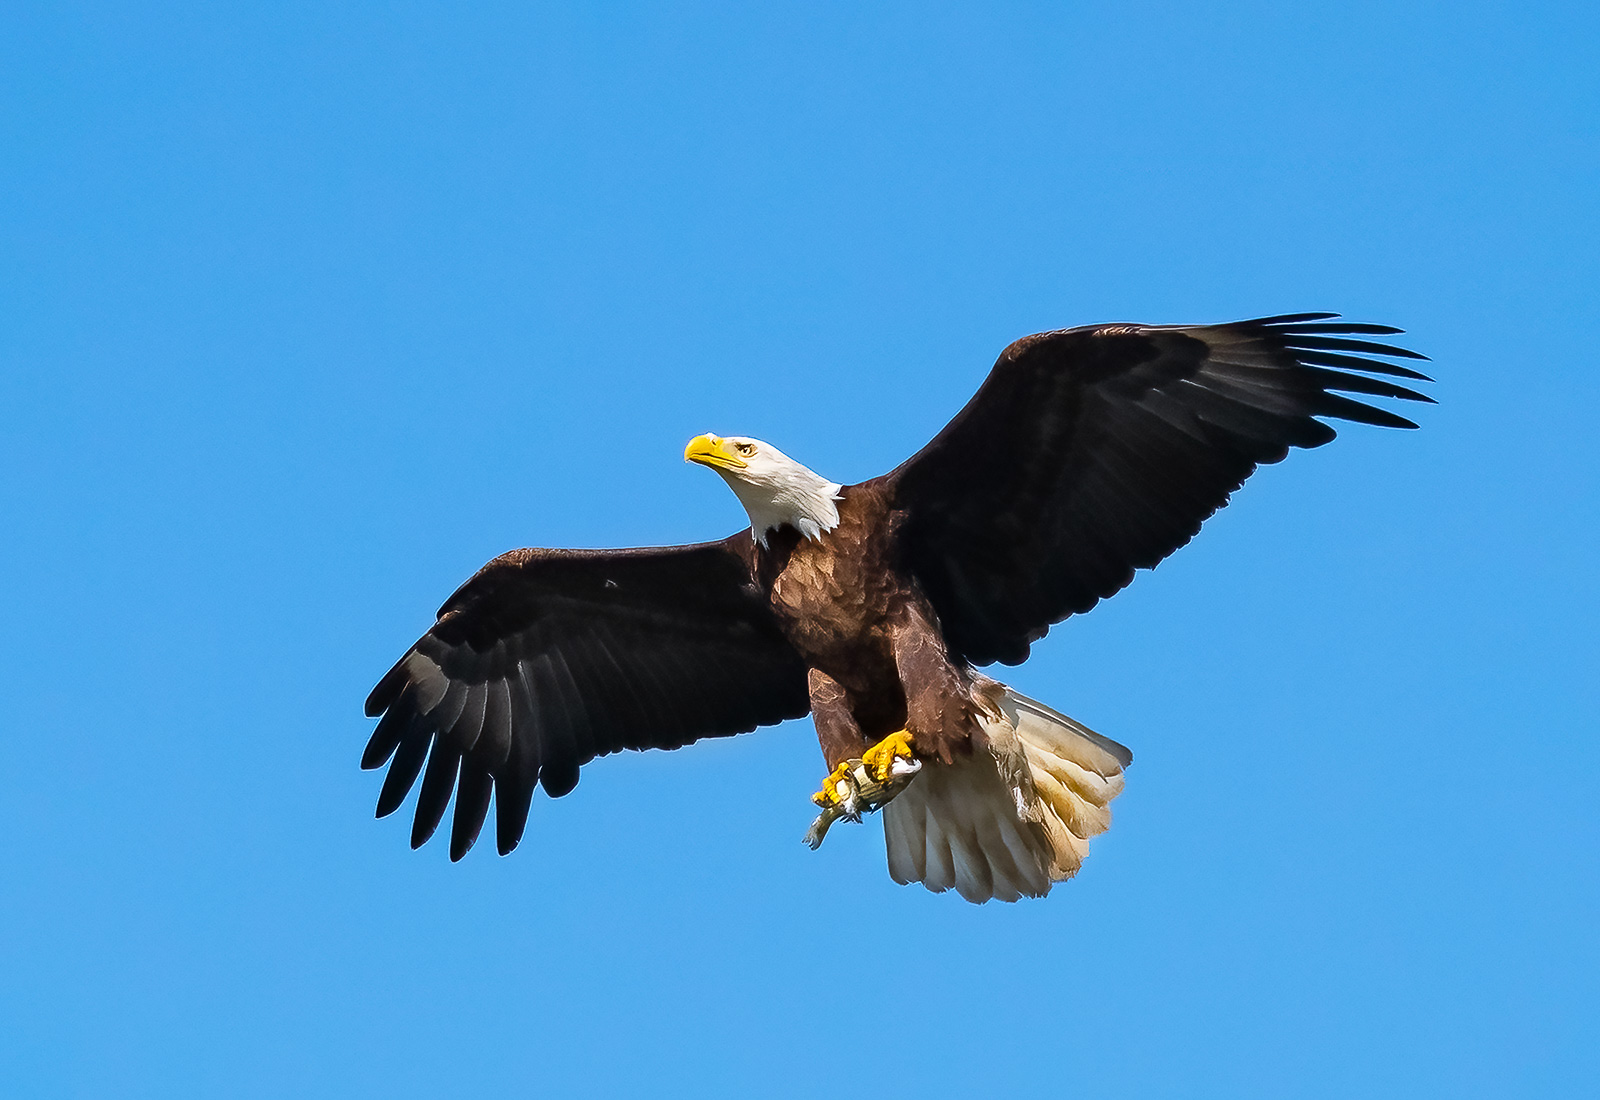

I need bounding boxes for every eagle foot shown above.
[811,761,861,814]
[803,740,923,851]
[861,729,918,783]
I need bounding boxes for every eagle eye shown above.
[736,443,756,456]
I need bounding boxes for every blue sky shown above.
[3,3,1596,1096]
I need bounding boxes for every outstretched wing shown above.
[885,314,1432,666]
[362,533,810,859]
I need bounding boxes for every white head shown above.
[684,434,842,546]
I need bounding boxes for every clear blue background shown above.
[3,3,1596,1096]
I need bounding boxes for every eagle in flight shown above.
[363,314,1429,902]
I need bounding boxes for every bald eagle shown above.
[363,314,1429,902]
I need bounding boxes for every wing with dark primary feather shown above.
[362,533,811,859]
[886,314,1433,666]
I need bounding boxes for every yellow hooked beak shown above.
[684,433,748,471]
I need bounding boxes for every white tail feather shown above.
[882,683,1131,903]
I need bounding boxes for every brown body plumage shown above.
[753,484,978,769]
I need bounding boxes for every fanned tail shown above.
[882,682,1131,903]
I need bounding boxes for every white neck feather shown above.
[717,459,842,546]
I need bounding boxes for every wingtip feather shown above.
[1250,311,1340,325]
[366,657,410,717]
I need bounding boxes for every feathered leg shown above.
[889,606,977,765]
[807,668,870,813]
[808,668,869,769]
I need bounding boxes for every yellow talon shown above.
[861,729,916,783]
[811,761,856,808]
